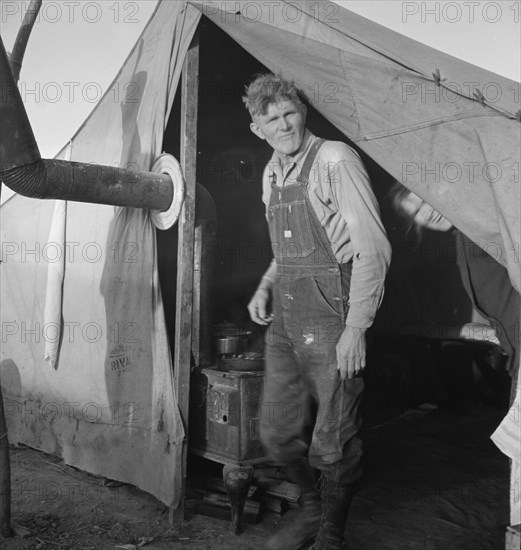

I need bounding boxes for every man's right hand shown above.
[247,288,274,325]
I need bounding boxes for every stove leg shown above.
[222,464,254,534]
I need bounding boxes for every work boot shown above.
[309,478,355,550]
[265,460,321,550]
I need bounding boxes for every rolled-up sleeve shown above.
[326,144,392,328]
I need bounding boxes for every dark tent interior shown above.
[156,18,513,549]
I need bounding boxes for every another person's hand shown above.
[247,288,274,325]
[336,326,366,380]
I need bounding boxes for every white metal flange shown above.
[150,153,185,230]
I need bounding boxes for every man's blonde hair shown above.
[242,73,307,118]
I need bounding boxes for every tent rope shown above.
[427,67,518,120]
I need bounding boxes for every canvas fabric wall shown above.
[1,2,200,507]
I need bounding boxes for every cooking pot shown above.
[214,323,251,355]
[215,334,249,355]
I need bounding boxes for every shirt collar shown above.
[268,130,316,183]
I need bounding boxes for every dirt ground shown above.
[1,349,512,550]
[0,445,278,550]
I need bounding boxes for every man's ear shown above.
[300,103,307,122]
[250,122,265,141]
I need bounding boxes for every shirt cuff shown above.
[345,296,382,329]
[345,310,376,330]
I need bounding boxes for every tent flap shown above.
[1,1,201,507]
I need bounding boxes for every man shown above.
[390,182,520,384]
[244,74,391,550]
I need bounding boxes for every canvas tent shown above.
[1,0,519,521]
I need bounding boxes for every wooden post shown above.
[192,185,218,368]
[0,2,40,536]
[0,386,12,537]
[192,223,202,367]
[172,30,199,520]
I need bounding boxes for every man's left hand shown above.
[336,326,367,380]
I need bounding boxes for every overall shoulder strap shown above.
[296,138,326,187]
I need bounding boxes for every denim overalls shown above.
[260,139,364,484]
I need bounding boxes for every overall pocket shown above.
[310,276,344,318]
[268,199,316,260]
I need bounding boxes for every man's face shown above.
[401,192,453,232]
[250,100,307,157]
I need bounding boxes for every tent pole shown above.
[0,383,12,537]
[171,29,199,522]
[0,3,42,535]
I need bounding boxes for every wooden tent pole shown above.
[0,385,12,537]
[172,30,199,521]
[1,2,42,536]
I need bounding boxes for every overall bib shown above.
[261,139,364,484]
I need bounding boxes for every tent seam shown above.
[355,111,505,142]
[337,50,361,139]
[295,1,426,77]
[297,0,518,118]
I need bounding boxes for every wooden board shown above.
[172,30,199,518]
